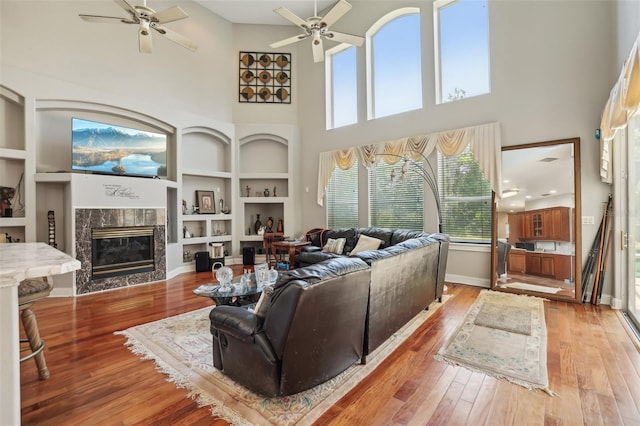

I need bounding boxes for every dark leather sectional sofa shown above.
[209,227,449,397]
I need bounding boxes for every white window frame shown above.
[433,0,491,104]
[325,43,358,130]
[366,7,422,120]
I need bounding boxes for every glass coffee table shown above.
[193,274,265,307]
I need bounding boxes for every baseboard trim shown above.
[445,273,490,288]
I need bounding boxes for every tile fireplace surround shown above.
[75,208,166,294]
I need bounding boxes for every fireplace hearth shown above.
[76,208,166,295]
[91,226,155,279]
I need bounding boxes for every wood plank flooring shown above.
[19,269,640,425]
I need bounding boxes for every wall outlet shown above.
[582,216,595,225]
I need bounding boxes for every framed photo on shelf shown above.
[196,190,216,214]
[254,263,269,286]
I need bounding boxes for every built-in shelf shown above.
[239,172,289,179]
[0,148,26,160]
[241,197,288,203]
[34,172,73,183]
[182,214,233,221]
[182,168,233,179]
[0,217,27,227]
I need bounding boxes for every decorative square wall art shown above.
[239,51,291,104]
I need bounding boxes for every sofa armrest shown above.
[209,306,262,343]
[301,245,322,253]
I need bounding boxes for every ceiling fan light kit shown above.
[270,0,364,63]
[79,0,197,54]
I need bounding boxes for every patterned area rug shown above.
[116,295,451,425]
[435,290,556,395]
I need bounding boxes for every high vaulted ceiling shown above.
[192,0,335,25]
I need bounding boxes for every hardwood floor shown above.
[20,269,640,425]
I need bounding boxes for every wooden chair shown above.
[18,278,53,379]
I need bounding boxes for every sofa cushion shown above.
[322,238,346,254]
[324,228,358,254]
[391,229,429,245]
[296,251,343,267]
[357,227,393,248]
[350,234,383,256]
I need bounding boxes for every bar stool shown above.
[18,278,53,380]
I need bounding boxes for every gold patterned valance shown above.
[317,122,502,206]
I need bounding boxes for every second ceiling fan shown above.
[270,0,364,63]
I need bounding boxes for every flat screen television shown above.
[71,118,167,178]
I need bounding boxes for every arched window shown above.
[434,0,490,103]
[367,8,422,119]
[326,45,358,130]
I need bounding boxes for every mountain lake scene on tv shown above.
[72,119,167,177]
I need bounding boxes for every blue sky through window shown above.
[332,47,357,128]
[438,0,490,102]
[372,13,422,118]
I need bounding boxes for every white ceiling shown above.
[192,0,336,25]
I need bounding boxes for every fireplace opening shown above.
[91,226,155,279]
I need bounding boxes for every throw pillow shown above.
[350,234,383,256]
[322,237,346,254]
[253,285,275,318]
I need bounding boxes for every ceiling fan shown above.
[269,0,364,63]
[79,0,197,54]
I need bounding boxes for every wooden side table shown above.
[271,241,311,270]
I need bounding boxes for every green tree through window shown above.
[438,147,492,242]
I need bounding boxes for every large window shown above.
[327,161,359,228]
[367,9,422,119]
[438,146,492,242]
[369,160,424,230]
[434,0,490,103]
[326,45,358,129]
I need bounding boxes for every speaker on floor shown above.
[242,247,255,265]
[195,251,210,272]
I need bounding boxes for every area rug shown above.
[501,282,561,294]
[435,290,556,395]
[116,295,451,425]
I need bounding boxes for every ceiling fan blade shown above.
[79,14,134,24]
[274,7,308,29]
[113,0,138,17]
[324,30,364,46]
[139,21,153,53]
[312,34,325,63]
[150,6,188,24]
[321,0,352,28]
[151,23,198,52]
[269,34,309,48]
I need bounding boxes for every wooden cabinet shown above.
[508,250,526,274]
[520,251,571,279]
[513,207,572,242]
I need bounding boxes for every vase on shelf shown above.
[266,216,274,232]
[273,186,277,197]
[264,188,270,197]
[277,218,283,233]
[246,185,251,197]
[254,214,262,235]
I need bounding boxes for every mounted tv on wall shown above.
[71,118,167,178]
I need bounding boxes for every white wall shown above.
[0,0,234,121]
[295,1,615,289]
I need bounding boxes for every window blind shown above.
[369,160,424,230]
[327,160,359,228]
[438,146,492,242]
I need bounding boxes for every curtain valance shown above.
[317,122,502,206]
[600,31,640,183]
